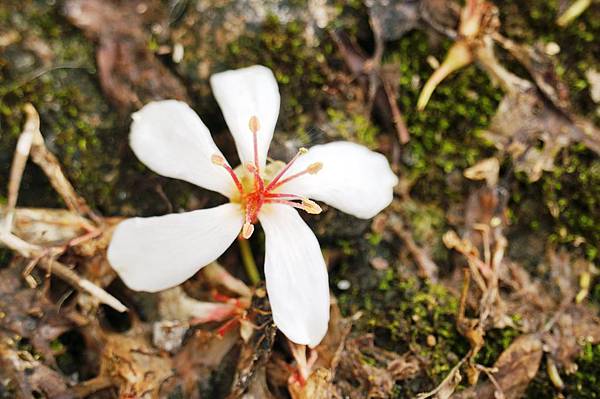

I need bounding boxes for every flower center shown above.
[212,116,323,239]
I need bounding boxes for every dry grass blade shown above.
[26,108,99,223]
[4,103,39,231]
[417,357,466,399]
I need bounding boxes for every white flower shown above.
[107,65,398,347]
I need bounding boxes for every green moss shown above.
[224,15,332,138]
[385,29,501,204]
[495,0,600,261]
[336,263,469,395]
[0,1,209,216]
[0,1,122,212]
[498,0,600,123]
[325,108,380,148]
[541,146,600,260]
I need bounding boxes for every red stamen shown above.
[224,165,243,193]
[268,161,322,191]
[264,192,305,200]
[264,198,308,211]
[246,163,264,192]
[264,148,307,191]
[212,291,232,303]
[212,154,243,194]
[216,318,240,337]
[253,133,260,173]
[268,169,310,191]
[249,116,261,174]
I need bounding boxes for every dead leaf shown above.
[100,332,174,398]
[417,358,464,399]
[289,368,333,399]
[454,334,543,399]
[464,158,500,187]
[337,334,421,398]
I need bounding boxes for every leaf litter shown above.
[1,0,599,397]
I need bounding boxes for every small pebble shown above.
[545,42,560,56]
[426,334,437,347]
[337,280,351,290]
[172,43,184,64]
[370,257,389,270]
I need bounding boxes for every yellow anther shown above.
[302,199,322,214]
[242,222,255,239]
[249,115,260,134]
[307,162,323,175]
[298,147,308,155]
[211,154,226,166]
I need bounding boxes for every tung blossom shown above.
[107,65,398,347]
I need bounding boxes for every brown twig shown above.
[25,105,100,224]
[0,104,125,313]
[0,228,126,313]
[391,215,439,281]
[368,14,410,144]
[4,103,39,231]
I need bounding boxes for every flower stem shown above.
[238,237,260,285]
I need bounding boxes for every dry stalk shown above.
[0,104,126,313]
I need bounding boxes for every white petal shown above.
[259,204,329,347]
[210,65,280,168]
[280,141,398,219]
[107,204,243,292]
[130,100,236,198]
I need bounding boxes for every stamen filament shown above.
[212,154,243,194]
[264,148,308,191]
[264,198,322,214]
[246,163,264,192]
[249,116,260,174]
[264,193,305,200]
[216,318,239,337]
[269,169,309,191]
[264,199,308,211]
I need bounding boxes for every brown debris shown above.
[0,339,71,399]
[229,290,276,398]
[329,21,410,146]
[64,0,190,109]
[390,213,439,281]
[416,0,600,181]
[336,334,421,398]
[1,104,125,313]
[96,332,174,398]
[454,334,543,399]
